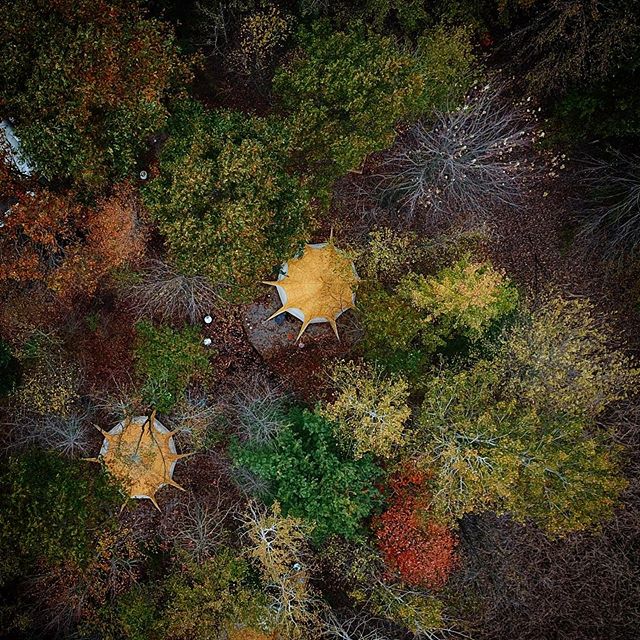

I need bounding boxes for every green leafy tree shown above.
[134,321,211,413]
[0,0,190,190]
[359,258,518,375]
[319,360,411,459]
[274,22,474,187]
[161,548,272,640]
[232,409,384,542]
[0,450,120,575]
[96,547,273,640]
[143,100,310,299]
[359,0,432,33]
[358,280,428,376]
[113,585,161,640]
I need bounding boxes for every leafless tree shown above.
[91,375,144,420]
[230,464,271,498]
[378,88,534,224]
[578,150,640,259]
[321,609,392,640]
[3,407,92,457]
[224,375,290,445]
[449,502,640,640]
[192,0,255,55]
[125,259,221,323]
[506,0,637,98]
[27,563,93,635]
[173,496,233,562]
[168,388,222,450]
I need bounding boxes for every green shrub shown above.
[0,449,120,573]
[134,321,211,413]
[0,0,189,190]
[114,585,161,640]
[143,100,310,300]
[161,548,272,639]
[274,21,474,188]
[552,69,640,144]
[360,0,432,34]
[91,548,270,640]
[358,280,429,376]
[232,409,384,542]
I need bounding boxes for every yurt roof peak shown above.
[89,411,190,510]
[263,241,359,340]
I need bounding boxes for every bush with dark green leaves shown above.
[552,62,640,144]
[134,321,211,413]
[358,280,430,377]
[232,409,384,542]
[143,100,310,299]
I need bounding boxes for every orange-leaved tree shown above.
[0,179,145,335]
[374,465,458,589]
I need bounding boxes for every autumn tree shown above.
[319,360,411,459]
[143,100,310,300]
[241,502,319,637]
[416,297,636,533]
[0,0,190,190]
[498,297,637,418]
[374,465,458,588]
[359,258,518,375]
[0,183,145,335]
[398,258,519,341]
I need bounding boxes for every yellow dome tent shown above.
[263,242,359,340]
[92,411,189,510]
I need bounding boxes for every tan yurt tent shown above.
[93,412,189,509]
[263,241,359,340]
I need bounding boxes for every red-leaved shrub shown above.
[374,465,458,588]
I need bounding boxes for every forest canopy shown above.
[1,1,639,639]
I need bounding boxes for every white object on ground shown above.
[0,120,35,176]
